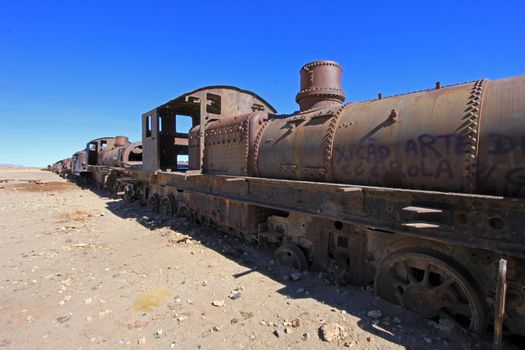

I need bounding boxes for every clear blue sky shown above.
[1,0,524,167]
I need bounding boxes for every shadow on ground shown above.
[78,187,506,350]
[63,175,513,349]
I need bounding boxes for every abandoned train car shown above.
[61,61,525,337]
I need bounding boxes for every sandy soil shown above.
[0,169,498,349]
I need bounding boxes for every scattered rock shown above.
[229,291,241,300]
[127,320,149,329]
[212,300,225,307]
[284,327,292,334]
[424,337,432,344]
[212,326,221,332]
[240,311,253,320]
[319,323,346,342]
[302,332,310,341]
[290,272,302,281]
[167,303,181,311]
[56,315,71,323]
[273,329,283,338]
[291,318,301,328]
[427,315,457,333]
[98,309,112,317]
[137,336,147,345]
[154,329,163,339]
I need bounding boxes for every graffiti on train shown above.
[333,133,525,184]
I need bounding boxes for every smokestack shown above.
[295,60,345,111]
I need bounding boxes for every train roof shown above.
[154,85,277,115]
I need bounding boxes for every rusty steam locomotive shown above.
[51,60,525,338]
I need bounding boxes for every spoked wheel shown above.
[176,203,191,221]
[274,243,308,271]
[375,248,487,334]
[147,193,160,213]
[201,216,214,228]
[159,195,176,217]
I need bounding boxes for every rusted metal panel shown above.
[141,86,277,172]
[477,76,525,197]
[99,139,142,168]
[152,171,525,257]
[86,137,118,166]
[331,82,476,192]
[257,105,341,181]
[120,141,142,167]
[187,192,260,238]
[71,150,88,176]
[190,112,268,176]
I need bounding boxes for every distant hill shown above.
[0,164,37,169]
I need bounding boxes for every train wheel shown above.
[374,248,487,334]
[147,193,160,213]
[274,243,308,271]
[105,172,120,196]
[94,179,102,191]
[201,216,214,228]
[159,195,176,217]
[136,186,146,206]
[123,185,135,202]
[176,203,191,220]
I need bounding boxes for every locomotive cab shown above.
[141,86,276,172]
[86,137,116,166]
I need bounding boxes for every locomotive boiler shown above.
[193,60,525,198]
[98,136,143,168]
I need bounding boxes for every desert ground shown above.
[0,168,505,349]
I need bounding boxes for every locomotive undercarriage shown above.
[106,170,525,337]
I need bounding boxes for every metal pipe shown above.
[493,258,507,349]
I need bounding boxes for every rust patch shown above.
[56,209,91,222]
[7,182,77,192]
